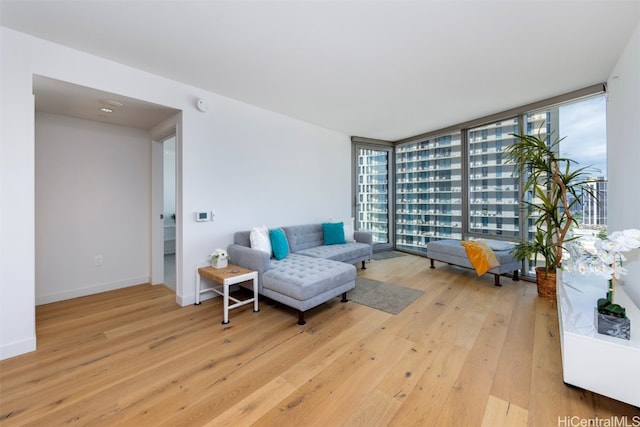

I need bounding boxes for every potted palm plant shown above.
[504,124,595,301]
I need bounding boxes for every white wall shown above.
[607,20,640,305]
[0,27,352,360]
[35,113,151,304]
[1,28,36,359]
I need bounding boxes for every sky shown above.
[558,94,607,178]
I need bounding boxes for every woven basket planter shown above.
[535,267,557,302]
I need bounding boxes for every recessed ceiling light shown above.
[101,99,124,108]
[100,107,113,113]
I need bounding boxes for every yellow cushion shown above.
[460,240,500,276]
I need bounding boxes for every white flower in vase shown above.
[210,249,230,269]
[564,229,640,313]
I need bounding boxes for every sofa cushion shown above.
[234,230,252,247]
[344,218,355,242]
[322,222,346,245]
[250,225,272,256]
[428,239,515,261]
[460,240,500,275]
[427,239,470,257]
[269,228,290,260]
[296,242,372,263]
[493,250,521,266]
[263,254,356,301]
[329,217,356,242]
[283,224,324,252]
[481,239,515,251]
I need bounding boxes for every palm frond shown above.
[505,124,599,270]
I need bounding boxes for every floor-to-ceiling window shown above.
[353,88,607,272]
[354,144,394,251]
[467,118,521,239]
[521,95,607,274]
[395,132,462,253]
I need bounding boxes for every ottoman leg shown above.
[341,292,348,303]
[430,258,435,269]
[494,274,502,287]
[512,270,519,281]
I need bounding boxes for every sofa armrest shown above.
[227,244,271,277]
[354,231,373,246]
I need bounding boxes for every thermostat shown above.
[195,211,211,222]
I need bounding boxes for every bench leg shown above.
[297,310,306,326]
[340,292,348,303]
[494,274,502,287]
[429,258,435,269]
[512,270,519,281]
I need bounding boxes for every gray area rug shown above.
[349,277,423,315]
[371,251,406,261]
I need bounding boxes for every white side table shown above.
[195,264,259,324]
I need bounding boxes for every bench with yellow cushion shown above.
[426,239,520,286]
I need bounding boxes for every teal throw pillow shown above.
[322,222,346,245]
[269,228,290,260]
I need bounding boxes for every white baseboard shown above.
[1,336,36,361]
[176,292,191,306]
[176,289,218,307]
[35,276,150,305]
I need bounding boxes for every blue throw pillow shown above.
[322,222,346,245]
[269,228,290,260]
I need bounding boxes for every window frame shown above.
[352,83,606,262]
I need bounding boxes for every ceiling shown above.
[2,1,638,140]
[32,76,180,130]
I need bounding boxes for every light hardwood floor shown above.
[1,253,638,426]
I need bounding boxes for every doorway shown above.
[162,135,177,290]
[151,132,178,291]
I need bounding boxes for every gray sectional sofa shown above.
[227,223,373,325]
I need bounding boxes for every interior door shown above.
[151,133,177,290]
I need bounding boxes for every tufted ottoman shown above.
[227,224,372,325]
[262,254,356,325]
[426,239,520,286]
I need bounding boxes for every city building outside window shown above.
[354,92,606,277]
